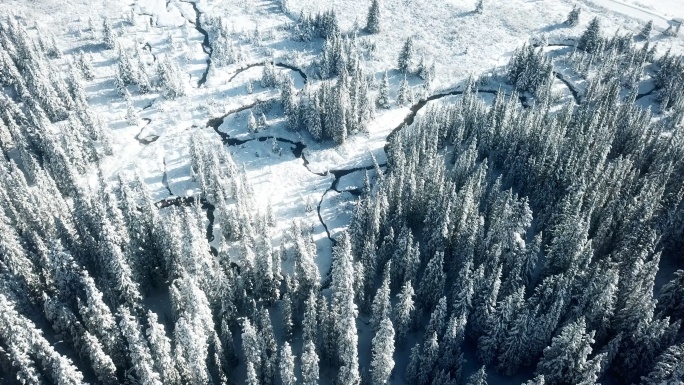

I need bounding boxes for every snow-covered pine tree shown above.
[405,343,422,384]
[378,71,391,108]
[280,342,297,385]
[135,50,151,94]
[641,342,684,385]
[397,75,411,106]
[82,331,119,385]
[370,316,395,385]
[639,20,653,39]
[370,263,392,331]
[418,251,445,311]
[466,366,488,385]
[102,17,116,49]
[157,56,186,99]
[281,75,299,130]
[418,331,439,384]
[366,0,381,34]
[331,232,360,385]
[658,269,684,320]
[565,6,580,27]
[118,307,163,385]
[425,297,448,339]
[247,361,259,385]
[248,110,258,132]
[0,293,86,385]
[78,271,124,365]
[241,318,262,379]
[534,317,597,385]
[301,339,320,385]
[261,61,278,88]
[125,97,139,126]
[118,47,139,86]
[292,222,321,296]
[398,37,414,73]
[318,294,335,364]
[258,112,268,129]
[146,311,181,385]
[258,308,278,385]
[578,17,601,54]
[475,0,484,14]
[477,286,525,366]
[76,50,95,81]
[439,313,466,381]
[281,291,294,340]
[331,78,350,145]
[391,225,420,290]
[394,280,416,342]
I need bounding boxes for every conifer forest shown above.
[1,0,684,384]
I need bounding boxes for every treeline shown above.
[0,11,380,385]
[0,12,275,385]
[349,38,684,384]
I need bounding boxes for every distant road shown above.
[588,0,671,29]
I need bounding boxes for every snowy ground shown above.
[3,0,681,277]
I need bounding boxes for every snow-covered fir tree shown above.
[475,0,484,14]
[378,71,391,108]
[639,20,653,39]
[370,316,395,385]
[301,339,320,385]
[398,36,414,73]
[366,0,381,34]
[280,342,297,385]
[102,17,116,49]
[565,6,580,26]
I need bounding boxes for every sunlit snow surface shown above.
[2,0,683,288]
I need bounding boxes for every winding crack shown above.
[553,71,581,104]
[317,188,335,246]
[134,118,159,145]
[161,157,173,196]
[143,42,158,62]
[316,163,389,245]
[206,99,270,138]
[636,87,657,101]
[385,87,513,149]
[227,62,308,84]
[180,0,212,87]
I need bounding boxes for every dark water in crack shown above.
[181,1,212,87]
[226,62,309,84]
[553,71,581,104]
[134,118,159,145]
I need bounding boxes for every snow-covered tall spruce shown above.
[366,0,381,34]
[565,6,580,26]
[398,37,414,74]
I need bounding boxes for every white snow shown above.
[587,0,674,29]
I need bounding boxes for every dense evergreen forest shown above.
[1,3,684,385]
